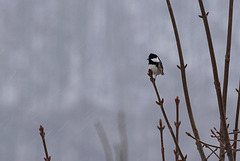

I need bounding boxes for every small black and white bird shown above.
[148,53,164,77]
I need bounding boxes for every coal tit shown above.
[148,53,164,77]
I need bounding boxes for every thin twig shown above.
[186,132,221,149]
[221,0,234,159]
[211,129,240,137]
[157,119,165,161]
[210,129,225,147]
[233,80,240,160]
[230,139,240,142]
[174,96,181,161]
[206,148,218,160]
[94,122,114,161]
[148,70,186,161]
[165,0,206,159]
[229,130,240,135]
[197,0,233,160]
[213,127,220,135]
[232,148,240,152]
[39,125,51,161]
[204,144,221,160]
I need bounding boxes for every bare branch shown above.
[233,80,240,160]
[174,96,181,161]
[222,0,234,114]
[210,129,225,147]
[39,125,51,161]
[221,0,234,159]
[157,119,165,161]
[186,132,221,149]
[197,0,233,160]
[204,144,221,160]
[229,130,240,135]
[206,148,218,160]
[164,0,206,159]
[148,70,186,161]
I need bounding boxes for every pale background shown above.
[0,0,240,160]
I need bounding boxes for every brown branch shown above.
[230,139,240,142]
[233,80,240,160]
[213,127,220,135]
[157,119,165,161]
[211,129,240,137]
[197,0,233,160]
[221,0,234,159]
[94,122,114,161]
[204,144,221,160]
[232,148,240,152]
[186,132,221,149]
[174,96,181,161]
[210,129,225,147]
[229,130,240,135]
[148,70,186,161]
[222,0,234,114]
[39,125,51,161]
[165,0,206,159]
[206,148,218,160]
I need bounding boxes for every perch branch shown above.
[148,70,186,161]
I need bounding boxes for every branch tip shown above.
[39,125,45,137]
[159,119,162,125]
[147,69,153,77]
[173,149,176,154]
[175,96,180,103]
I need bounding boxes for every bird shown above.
[147,53,164,77]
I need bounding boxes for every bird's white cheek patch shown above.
[151,57,160,62]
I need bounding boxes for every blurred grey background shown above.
[0,0,240,161]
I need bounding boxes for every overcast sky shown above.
[0,0,240,161]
